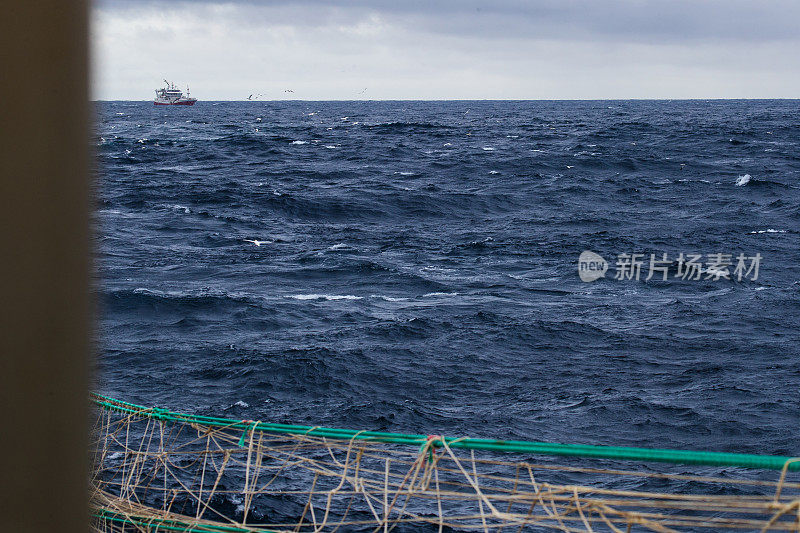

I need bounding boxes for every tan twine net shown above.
[91,405,800,532]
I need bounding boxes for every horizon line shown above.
[94,97,800,102]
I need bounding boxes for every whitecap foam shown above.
[234,400,249,408]
[489,170,499,175]
[328,243,349,250]
[421,266,457,273]
[422,292,459,298]
[371,295,409,302]
[230,495,244,514]
[133,288,159,295]
[748,229,786,234]
[482,147,495,151]
[324,145,337,149]
[736,174,752,186]
[286,294,363,301]
[291,140,307,145]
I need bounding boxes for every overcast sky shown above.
[93,0,800,100]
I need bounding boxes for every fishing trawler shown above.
[153,80,196,106]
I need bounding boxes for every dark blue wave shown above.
[96,100,800,461]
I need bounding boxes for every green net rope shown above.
[92,393,800,472]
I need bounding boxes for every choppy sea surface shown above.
[95,100,800,457]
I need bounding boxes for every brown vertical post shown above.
[0,2,90,533]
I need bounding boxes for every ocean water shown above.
[95,100,800,458]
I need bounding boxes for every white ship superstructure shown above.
[154,80,196,105]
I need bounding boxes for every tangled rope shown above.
[91,396,800,532]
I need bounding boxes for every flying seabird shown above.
[244,239,271,246]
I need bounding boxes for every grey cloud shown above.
[98,0,800,43]
[93,0,800,99]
